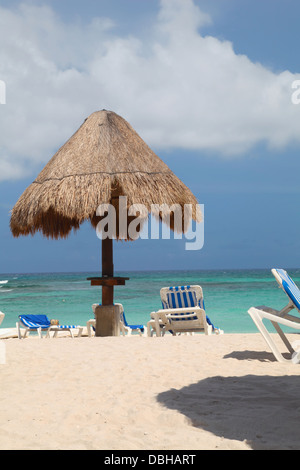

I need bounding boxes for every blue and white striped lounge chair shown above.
[17,314,83,339]
[87,304,145,336]
[147,285,223,337]
[248,269,300,363]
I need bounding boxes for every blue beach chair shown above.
[147,285,223,337]
[17,314,82,339]
[120,310,145,335]
[248,269,300,363]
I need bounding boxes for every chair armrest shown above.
[154,306,202,315]
[249,307,300,330]
[167,312,203,320]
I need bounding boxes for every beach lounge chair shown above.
[0,311,24,338]
[87,303,145,336]
[147,285,223,337]
[248,268,300,363]
[120,310,145,336]
[17,314,83,339]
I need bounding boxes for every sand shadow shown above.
[157,375,300,449]
[223,350,280,362]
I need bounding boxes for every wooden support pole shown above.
[94,304,121,337]
[102,237,114,305]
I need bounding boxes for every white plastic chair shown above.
[147,285,223,337]
[248,269,300,363]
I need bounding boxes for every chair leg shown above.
[16,321,21,339]
[45,328,51,338]
[147,321,153,337]
[119,323,126,336]
[16,322,29,339]
[86,320,94,337]
[248,307,294,363]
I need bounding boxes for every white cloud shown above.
[0,0,300,181]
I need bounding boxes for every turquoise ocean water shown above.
[0,269,299,333]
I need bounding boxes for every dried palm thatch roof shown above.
[10,110,201,240]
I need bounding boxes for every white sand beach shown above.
[0,333,300,451]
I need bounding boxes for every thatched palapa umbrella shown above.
[10,110,201,336]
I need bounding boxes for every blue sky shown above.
[0,0,300,273]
